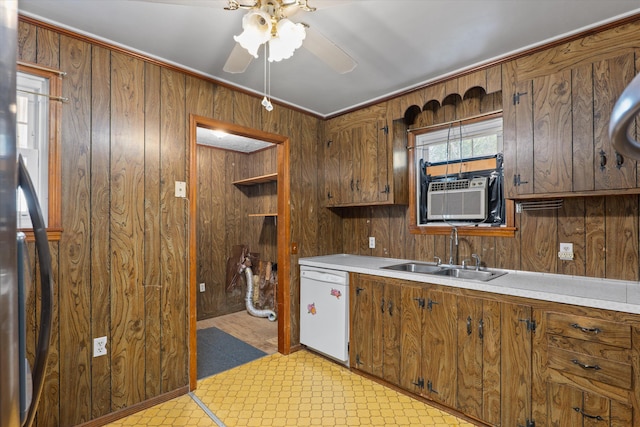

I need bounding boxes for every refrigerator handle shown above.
[18,155,53,427]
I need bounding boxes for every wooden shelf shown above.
[248,213,278,217]
[232,173,277,186]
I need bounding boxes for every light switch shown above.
[175,181,186,198]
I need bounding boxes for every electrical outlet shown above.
[175,181,186,198]
[199,282,206,292]
[558,242,574,261]
[93,336,107,357]
[369,236,375,249]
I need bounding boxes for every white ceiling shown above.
[18,0,640,118]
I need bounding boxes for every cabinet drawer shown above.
[547,346,632,390]
[546,312,631,348]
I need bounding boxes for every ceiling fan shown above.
[135,0,357,74]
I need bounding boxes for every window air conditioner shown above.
[427,177,488,220]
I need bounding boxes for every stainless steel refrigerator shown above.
[1,2,53,427]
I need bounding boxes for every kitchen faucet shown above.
[449,227,458,265]
[462,254,482,270]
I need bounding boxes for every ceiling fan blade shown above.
[223,43,254,73]
[303,26,356,74]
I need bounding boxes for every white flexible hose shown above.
[240,262,277,322]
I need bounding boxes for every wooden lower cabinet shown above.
[457,296,500,424]
[547,382,632,426]
[400,285,457,407]
[349,274,640,426]
[501,302,534,426]
[398,281,533,426]
[350,275,401,386]
[537,311,636,426]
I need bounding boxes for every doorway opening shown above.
[188,115,291,389]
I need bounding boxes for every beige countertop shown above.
[299,254,640,314]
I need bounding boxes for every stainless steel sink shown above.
[431,267,508,282]
[380,262,508,282]
[380,262,445,274]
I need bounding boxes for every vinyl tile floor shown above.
[106,350,475,427]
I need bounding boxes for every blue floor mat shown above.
[197,326,267,379]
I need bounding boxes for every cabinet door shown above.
[338,128,355,205]
[532,70,573,194]
[350,276,374,371]
[508,71,573,196]
[457,296,483,419]
[593,53,636,191]
[456,296,501,425]
[382,281,401,386]
[423,290,457,407]
[548,383,633,427]
[504,79,534,197]
[400,284,424,394]
[501,303,533,426]
[352,120,388,205]
[323,131,341,206]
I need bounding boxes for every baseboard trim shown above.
[75,386,190,427]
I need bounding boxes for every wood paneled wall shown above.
[19,17,321,426]
[196,145,278,320]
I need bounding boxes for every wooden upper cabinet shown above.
[504,52,638,198]
[323,110,408,207]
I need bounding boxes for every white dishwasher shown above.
[299,265,349,366]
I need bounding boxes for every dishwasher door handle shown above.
[301,269,348,285]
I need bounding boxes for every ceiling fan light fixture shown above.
[233,9,273,58]
[268,18,306,62]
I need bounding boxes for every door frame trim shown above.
[188,115,291,390]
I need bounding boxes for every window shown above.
[16,71,49,228]
[408,114,515,236]
[16,63,63,241]
[416,117,502,165]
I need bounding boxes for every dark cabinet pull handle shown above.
[570,323,601,334]
[571,359,601,370]
[478,319,484,340]
[599,149,607,171]
[388,300,393,317]
[466,316,472,335]
[616,152,624,169]
[381,298,385,313]
[573,407,604,421]
[350,179,354,191]
[356,179,360,191]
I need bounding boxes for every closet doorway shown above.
[187,115,291,390]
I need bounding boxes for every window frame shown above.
[17,62,63,242]
[408,112,516,237]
